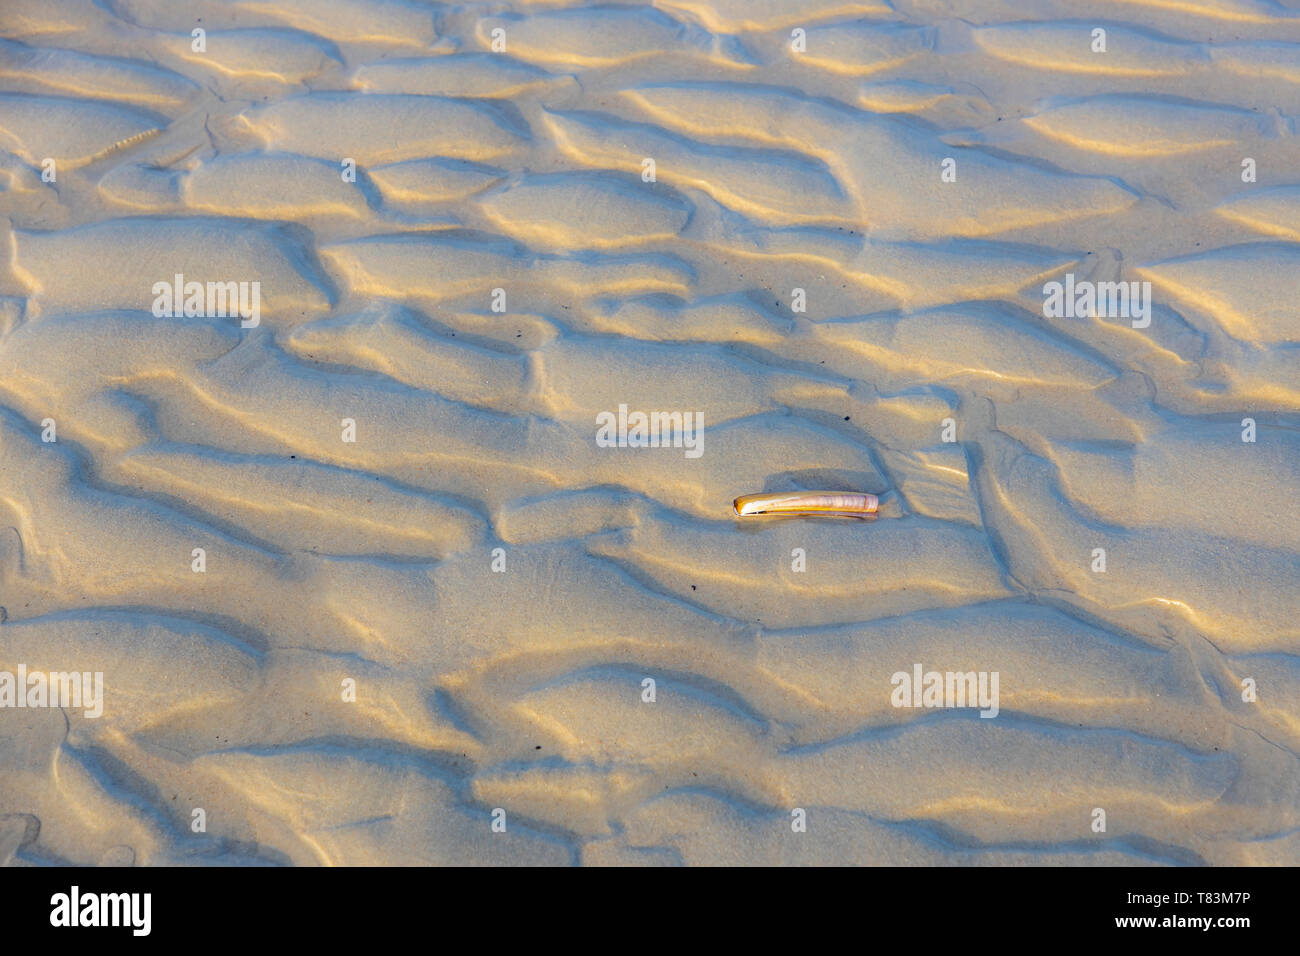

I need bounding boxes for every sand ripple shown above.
[1,0,1297,866]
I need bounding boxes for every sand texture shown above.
[1,0,1298,866]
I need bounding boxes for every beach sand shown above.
[1,0,1298,866]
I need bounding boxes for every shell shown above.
[732,491,878,518]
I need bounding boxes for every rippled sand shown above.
[1,0,1298,866]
